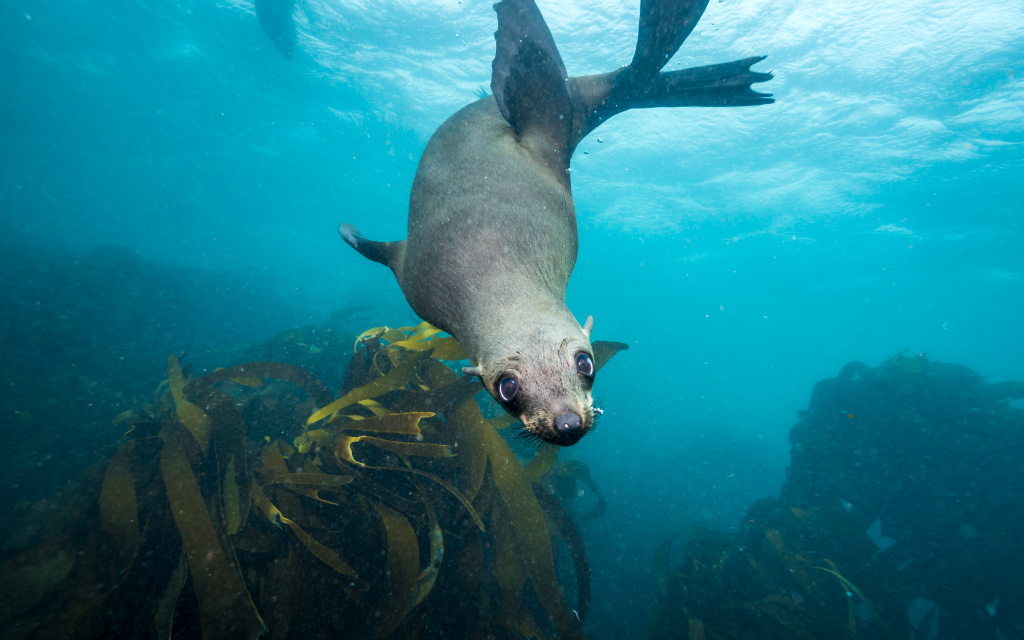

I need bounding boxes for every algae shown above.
[1,319,624,640]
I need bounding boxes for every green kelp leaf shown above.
[263,473,354,488]
[230,375,264,387]
[532,485,591,629]
[207,387,251,536]
[359,399,393,415]
[425,361,488,504]
[451,402,490,503]
[592,340,629,373]
[370,501,420,638]
[263,472,353,504]
[330,433,485,533]
[110,409,134,426]
[336,435,454,464]
[398,467,486,533]
[195,362,334,407]
[330,411,434,435]
[99,441,141,551]
[488,414,518,430]
[523,446,559,483]
[166,355,211,454]
[814,560,897,639]
[404,322,443,343]
[261,441,317,509]
[491,498,546,640]
[154,552,188,640]
[293,433,313,455]
[160,422,265,640]
[261,439,293,474]
[482,424,575,637]
[306,351,429,426]
[252,482,364,585]
[412,498,444,608]
[354,325,410,351]
[224,455,242,535]
[386,374,482,416]
[391,336,468,361]
[765,529,821,597]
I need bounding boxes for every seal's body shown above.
[340,0,773,445]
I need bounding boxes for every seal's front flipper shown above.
[338,223,404,271]
[567,0,772,152]
[491,0,573,171]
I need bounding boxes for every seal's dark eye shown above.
[576,353,594,377]
[498,376,518,402]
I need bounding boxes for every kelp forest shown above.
[0,321,625,640]
[3,253,1024,640]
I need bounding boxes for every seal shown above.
[339,0,773,446]
[255,0,297,59]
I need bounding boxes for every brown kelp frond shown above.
[1,319,626,640]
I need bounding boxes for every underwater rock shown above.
[646,353,1024,640]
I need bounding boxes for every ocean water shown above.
[1,0,1022,638]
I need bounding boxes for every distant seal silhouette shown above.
[340,0,772,446]
[255,0,297,59]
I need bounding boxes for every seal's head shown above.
[465,316,597,446]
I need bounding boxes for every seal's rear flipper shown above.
[567,0,773,152]
[491,0,573,171]
[630,57,773,109]
[338,223,404,271]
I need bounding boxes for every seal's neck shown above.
[456,289,580,369]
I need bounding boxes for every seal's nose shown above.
[555,412,582,435]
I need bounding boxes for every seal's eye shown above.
[576,353,594,377]
[498,376,518,402]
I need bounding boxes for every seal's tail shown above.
[338,223,405,272]
[566,0,773,152]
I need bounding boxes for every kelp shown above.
[1,319,626,640]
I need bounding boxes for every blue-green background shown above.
[2,0,1022,634]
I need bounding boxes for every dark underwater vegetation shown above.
[2,0,1023,637]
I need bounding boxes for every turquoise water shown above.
[2,0,1022,636]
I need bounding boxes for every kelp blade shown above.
[251,483,361,580]
[370,501,420,638]
[482,425,576,636]
[167,355,212,453]
[307,351,428,426]
[161,423,265,640]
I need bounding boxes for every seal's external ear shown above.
[491,0,572,169]
[582,315,594,339]
[462,366,484,377]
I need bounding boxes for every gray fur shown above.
[339,0,773,445]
